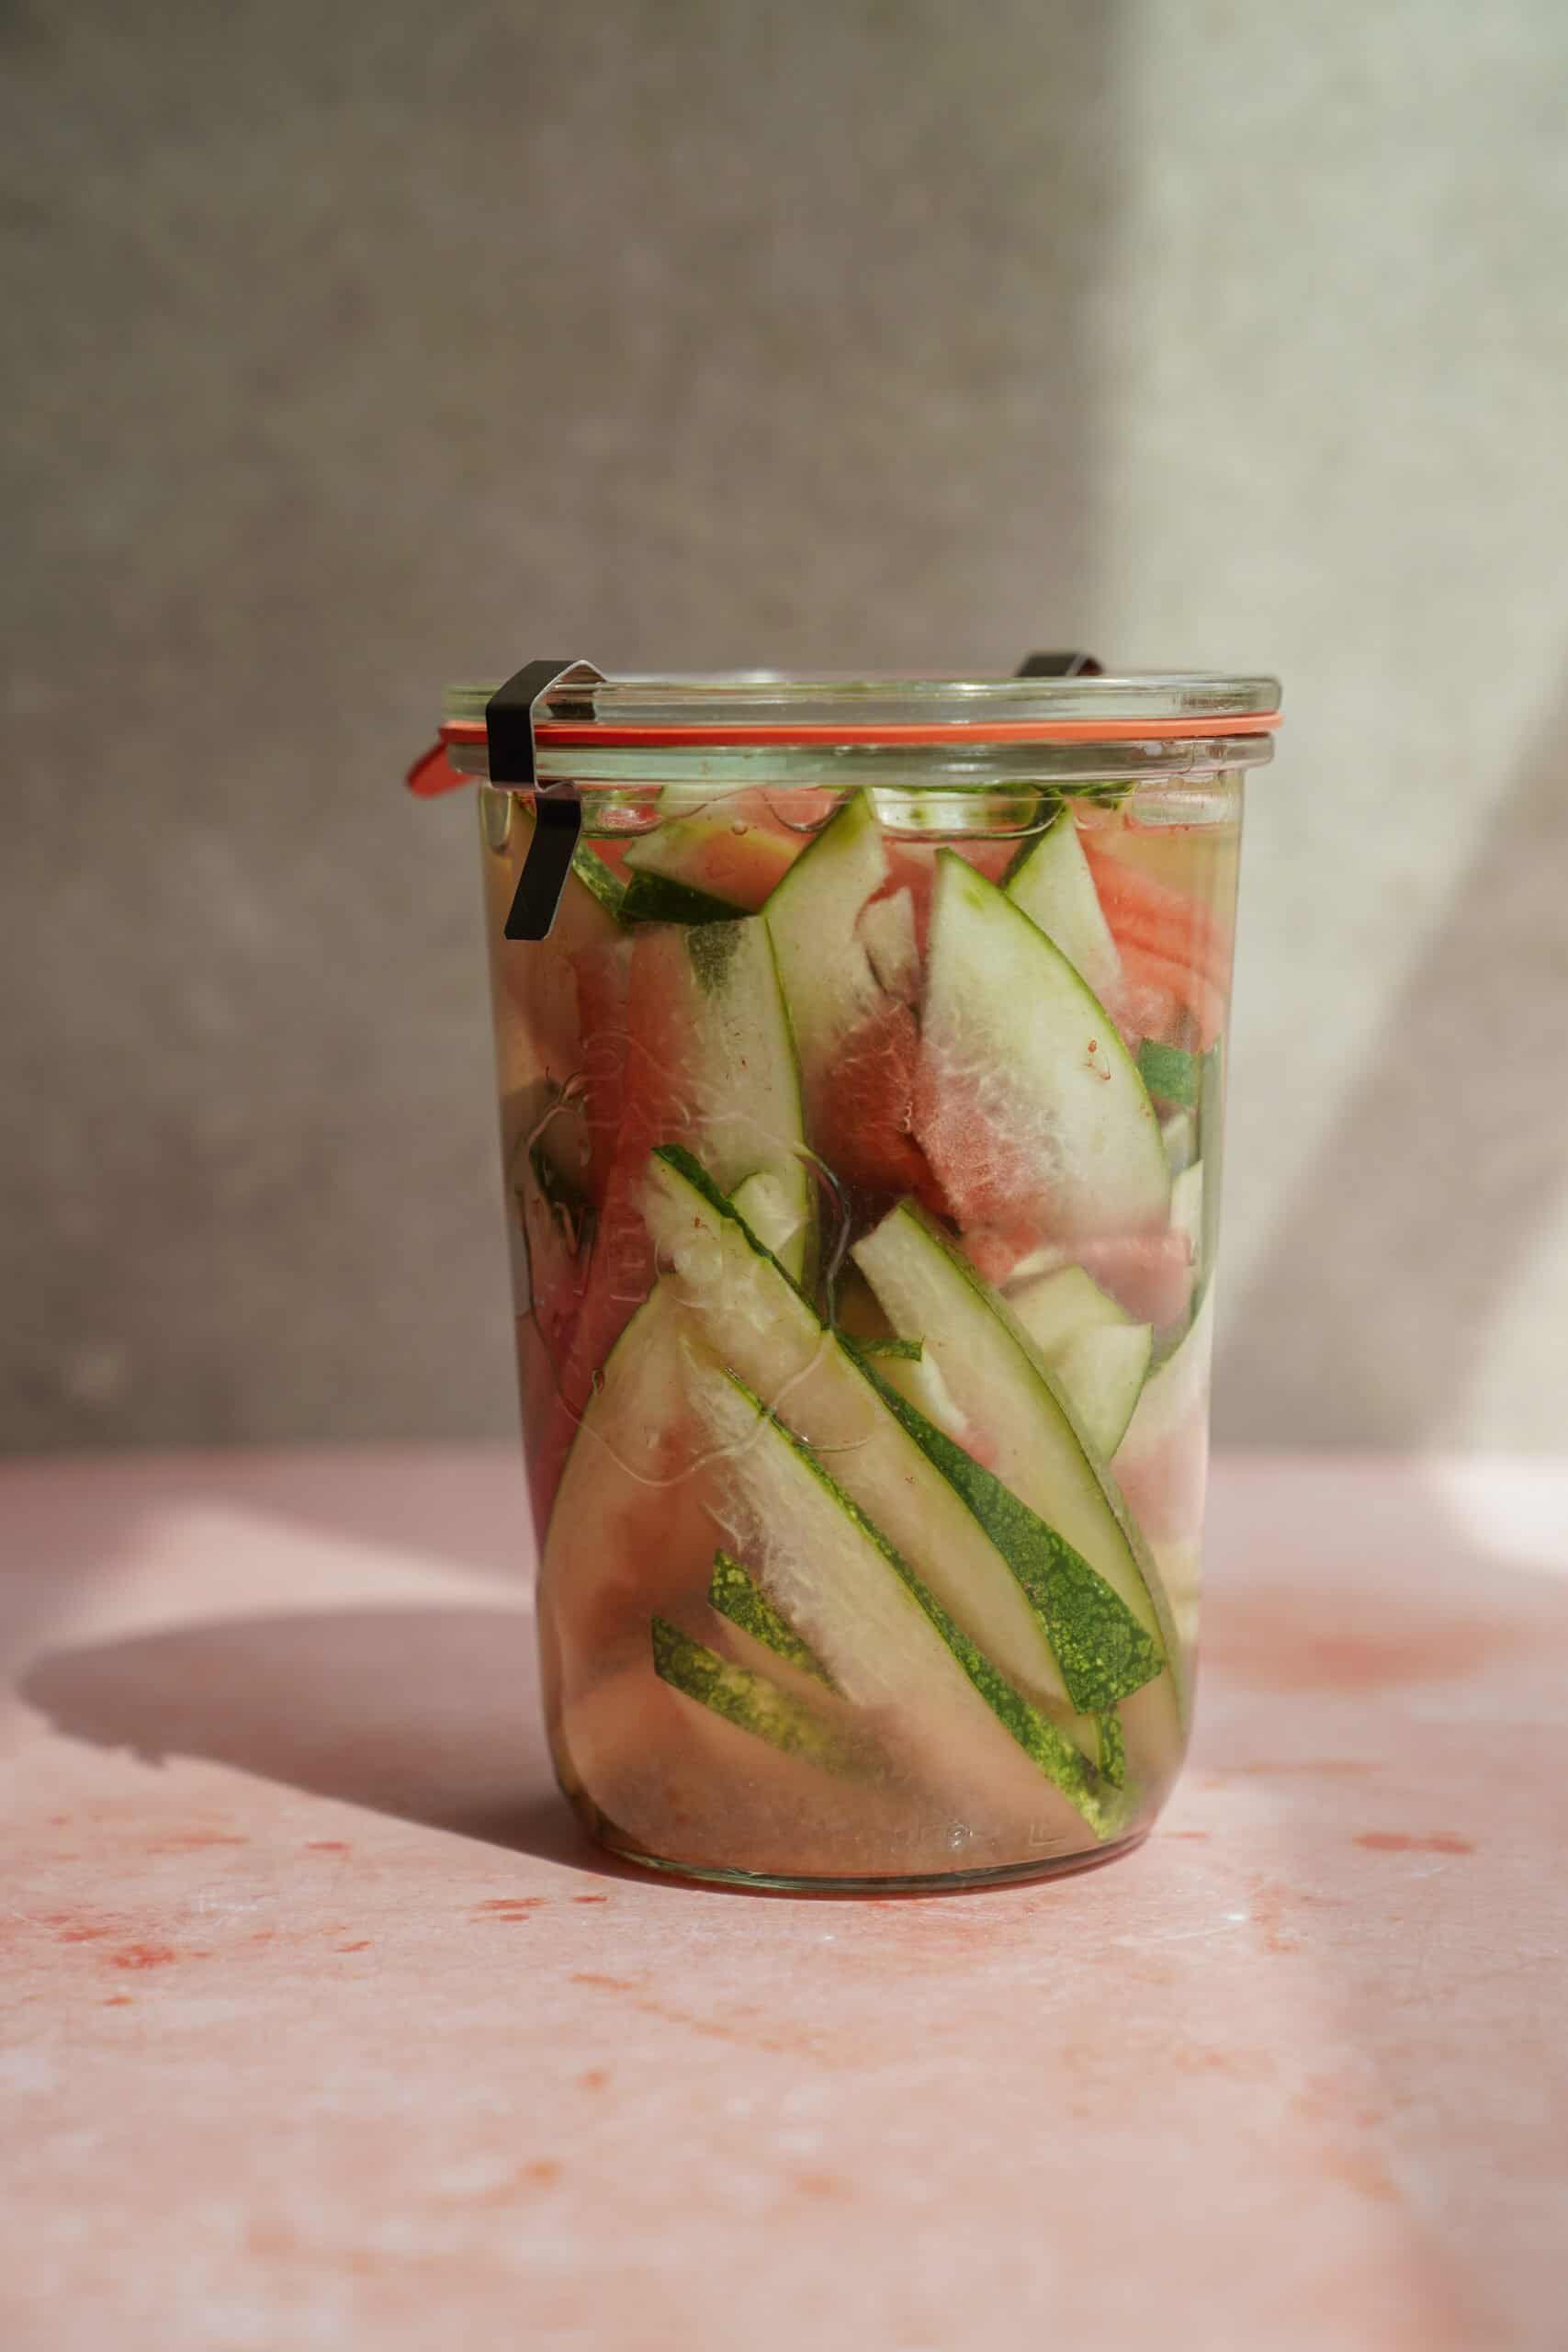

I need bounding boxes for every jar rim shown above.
[439,669,1280,756]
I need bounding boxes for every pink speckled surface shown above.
[3,1449,1566,2352]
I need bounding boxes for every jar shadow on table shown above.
[21,1603,614,1875]
[0,1447,539,1686]
[17,1469,1568,2342]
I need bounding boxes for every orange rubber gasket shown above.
[438,712,1280,752]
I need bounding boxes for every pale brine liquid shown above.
[481,773,1241,1888]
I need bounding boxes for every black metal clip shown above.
[1015,650,1103,677]
[487,659,605,941]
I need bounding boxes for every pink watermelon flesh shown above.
[660,820,796,910]
[1069,1233,1195,1329]
[959,1223,1203,1336]
[534,912,815,1513]
[811,1000,952,1221]
[1114,1389,1208,1545]
[959,1224,1195,1329]
[872,838,1012,959]
[911,1036,1058,1255]
[1104,971,1182,1059]
[571,946,631,1201]
[532,930,700,1508]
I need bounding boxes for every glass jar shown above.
[417,668,1279,1891]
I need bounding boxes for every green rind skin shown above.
[1171,1161,1204,1251]
[570,842,630,921]
[624,816,795,898]
[729,1167,812,1284]
[536,1284,686,1781]
[1122,1283,1216,1465]
[765,788,884,921]
[658,918,816,1292]
[1160,1109,1199,1176]
[734,921,816,1293]
[1196,1036,1225,1326]
[655,1147,829,1317]
[763,791,889,1059]
[856,886,920,1001]
[1136,1038,1201,1110]
[926,850,1171,1239]
[873,787,1047,839]
[847,1342,1161,1716]
[686,921,747,998]
[621,869,750,926]
[1005,1269,1153,1462]
[708,1550,837,1689]
[1095,1711,1127,1788]
[650,1615,858,1777]
[854,1198,1187,1723]
[1006,1261,1134,1352]
[652,1145,1159,1726]
[504,1086,594,1318]
[998,817,1049,888]
[1050,1324,1153,1461]
[1143,1038,1224,1331]
[855,1335,924,1363]
[712,1370,1122,1839]
[1000,807,1122,999]
[526,1114,594,1245]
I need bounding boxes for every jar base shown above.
[589,1823,1151,1898]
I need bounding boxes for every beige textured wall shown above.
[6,0,1565,1452]
[1100,5,1568,1449]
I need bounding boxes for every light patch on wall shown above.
[1099,0,1568,1443]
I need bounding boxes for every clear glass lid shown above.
[413,669,1280,796]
